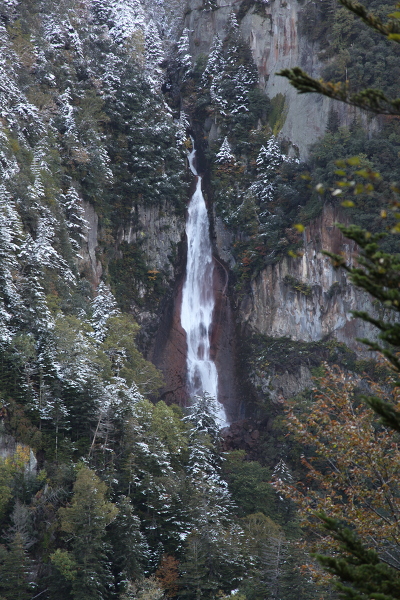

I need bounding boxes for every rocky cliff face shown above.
[120,200,185,285]
[76,0,383,415]
[214,203,383,405]
[238,204,379,352]
[80,201,103,287]
[180,0,384,407]
[185,0,331,158]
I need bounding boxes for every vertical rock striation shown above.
[239,204,380,353]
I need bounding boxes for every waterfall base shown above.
[149,256,241,424]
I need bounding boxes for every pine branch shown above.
[277,67,400,115]
[277,1,400,114]
[313,515,400,600]
[338,0,400,39]
[364,395,400,432]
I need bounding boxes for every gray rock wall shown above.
[238,204,380,355]
[120,200,185,283]
[79,200,103,287]
[185,0,331,158]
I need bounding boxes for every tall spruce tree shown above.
[180,395,246,598]
[0,534,32,600]
[58,466,118,600]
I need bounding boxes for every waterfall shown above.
[180,143,228,427]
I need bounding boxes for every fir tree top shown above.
[91,282,120,341]
[216,137,236,165]
[256,136,283,172]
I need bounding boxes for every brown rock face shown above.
[221,419,264,459]
[150,273,189,406]
[212,257,241,423]
[150,250,241,422]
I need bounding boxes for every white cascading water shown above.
[180,143,228,427]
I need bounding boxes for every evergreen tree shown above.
[202,21,260,137]
[120,400,189,558]
[0,533,33,600]
[91,282,120,342]
[176,28,192,82]
[247,138,287,204]
[144,19,164,90]
[179,532,214,600]
[240,513,287,600]
[201,34,225,87]
[180,395,246,598]
[58,466,118,600]
[215,137,236,165]
[61,186,88,254]
[256,137,284,174]
[0,186,23,346]
[108,495,149,589]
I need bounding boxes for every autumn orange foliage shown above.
[155,554,179,598]
[273,364,400,572]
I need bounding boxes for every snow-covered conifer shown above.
[0,25,42,136]
[61,186,89,252]
[206,30,258,119]
[48,315,102,391]
[181,394,246,593]
[201,34,224,86]
[103,377,143,418]
[205,38,229,114]
[176,28,192,81]
[227,10,240,36]
[144,19,164,90]
[184,393,221,443]
[257,136,283,173]
[247,137,286,204]
[31,139,51,180]
[19,213,74,283]
[17,256,54,334]
[120,400,192,555]
[93,0,167,92]
[175,110,190,147]
[215,137,235,165]
[0,186,23,344]
[229,64,258,114]
[91,282,120,341]
[91,0,114,26]
[0,0,18,22]
[0,127,19,182]
[110,0,147,43]
[58,88,78,137]
[43,16,83,57]
[17,210,76,334]
[272,458,294,485]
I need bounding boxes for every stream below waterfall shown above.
[180,143,228,427]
